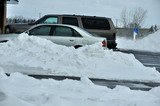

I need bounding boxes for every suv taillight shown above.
[102,40,107,47]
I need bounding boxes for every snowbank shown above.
[0,71,160,106]
[0,33,160,82]
[117,30,160,52]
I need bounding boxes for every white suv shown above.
[1,24,107,48]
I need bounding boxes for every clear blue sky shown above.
[7,0,160,27]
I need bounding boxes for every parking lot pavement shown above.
[119,49,160,72]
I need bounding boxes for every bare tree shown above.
[121,7,147,28]
[132,7,147,28]
[121,8,131,28]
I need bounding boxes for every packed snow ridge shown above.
[117,30,160,52]
[0,33,160,82]
[0,71,160,106]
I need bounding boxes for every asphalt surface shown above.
[25,74,160,91]
[6,74,159,91]
[119,49,160,72]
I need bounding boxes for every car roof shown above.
[28,24,87,34]
[34,24,79,29]
[43,14,111,19]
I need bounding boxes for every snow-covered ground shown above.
[0,71,160,106]
[0,33,160,82]
[117,30,160,52]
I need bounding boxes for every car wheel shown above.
[5,27,10,34]
[0,40,8,43]
[74,45,82,49]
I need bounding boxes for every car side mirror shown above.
[25,31,29,34]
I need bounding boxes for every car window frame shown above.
[62,17,79,27]
[51,26,83,38]
[73,29,83,37]
[28,25,53,36]
[81,17,111,30]
[35,16,59,24]
[52,26,74,37]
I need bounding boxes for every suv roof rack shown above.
[45,14,110,19]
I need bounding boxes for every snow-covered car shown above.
[1,24,107,48]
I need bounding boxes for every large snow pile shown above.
[0,71,160,106]
[0,33,160,82]
[117,30,160,52]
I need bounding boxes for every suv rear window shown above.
[62,17,79,26]
[43,17,58,24]
[81,18,111,30]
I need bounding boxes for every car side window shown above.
[74,30,82,37]
[62,17,79,26]
[81,18,111,30]
[40,17,58,24]
[53,26,73,37]
[29,25,52,35]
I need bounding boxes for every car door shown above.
[72,29,85,45]
[50,26,76,46]
[28,25,52,40]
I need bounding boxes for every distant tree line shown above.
[7,16,36,24]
